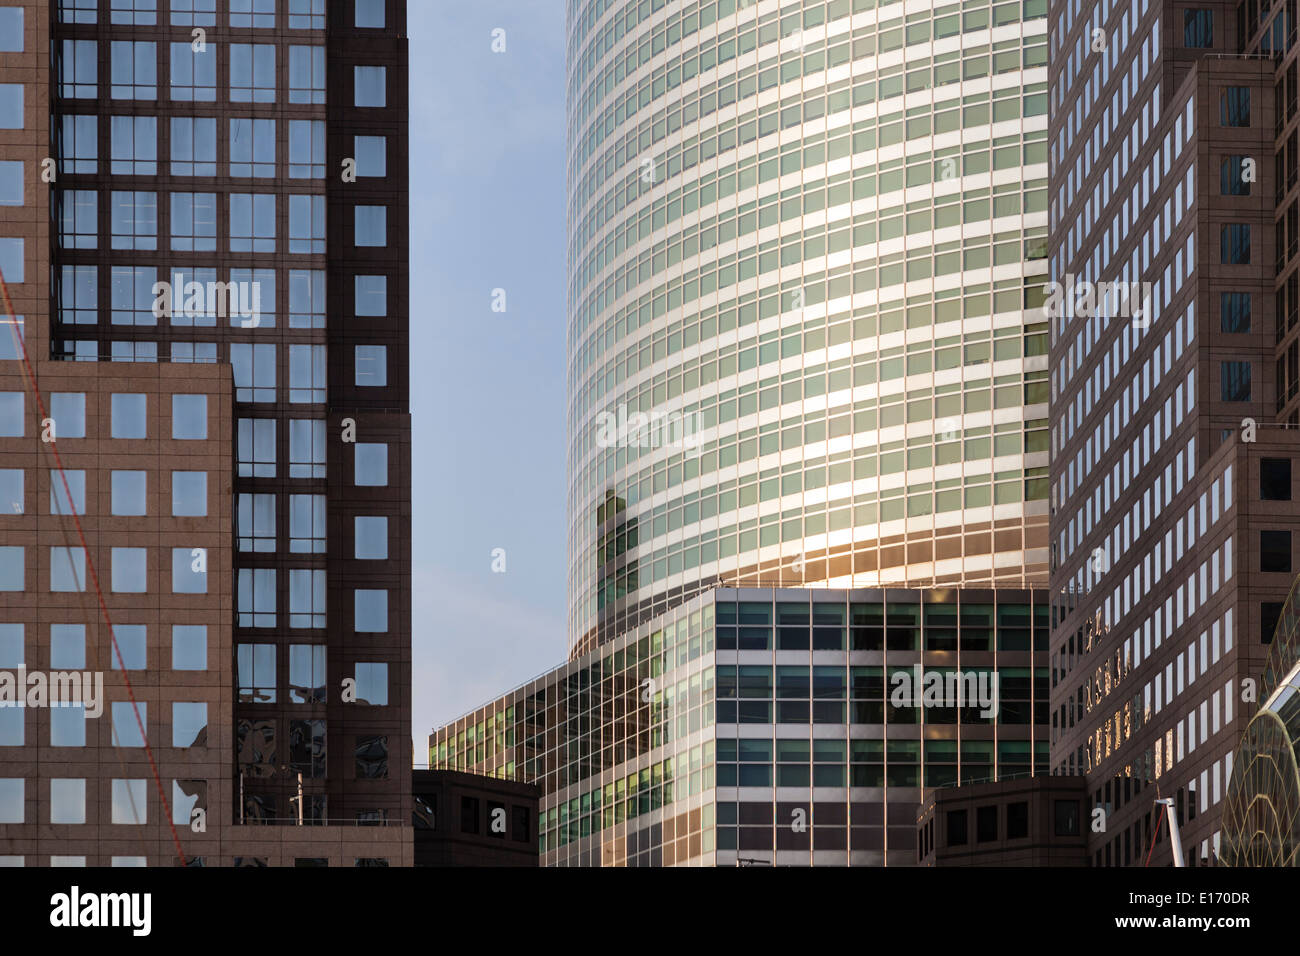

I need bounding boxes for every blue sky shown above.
[408,3,569,754]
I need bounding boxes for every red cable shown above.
[0,270,187,867]
[1144,801,1165,867]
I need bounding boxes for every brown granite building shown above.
[918,775,1089,866]
[1047,0,1300,865]
[0,0,412,866]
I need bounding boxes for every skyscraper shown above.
[1046,0,1298,865]
[0,0,412,866]
[569,0,1055,655]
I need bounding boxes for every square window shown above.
[49,470,86,516]
[354,66,386,107]
[355,275,387,316]
[51,624,85,669]
[110,265,157,325]
[111,471,147,516]
[230,43,276,103]
[111,624,147,669]
[1262,458,1291,501]
[230,0,274,28]
[172,471,207,516]
[0,469,21,515]
[172,394,208,439]
[110,115,157,175]
[354,135,386,177]
[111,779,147,824]
[172,624,207,670]
[1221,292,1251,332]
[50,779,86,824]
[230,193,276,252]
[289,0,325,29]
[169,192,217,250]
[1183,9,1212,46]
[111,393,147,438]
[1220,156,1250,195]
[172,702,207,747]
[1221,360,1251,401]
[0,547,20,591]
[112,547,147,593]
[355,443,388,486]
[355,206,387,246]
[51,705,86,746]
[169,42,216,101]
[0,779,22,823]
[172,547,208,593]
[355,345,387,386]
[0,160,22,205]
[1262,530,1292,573]
[355,590,387,632]
[0,83,23,128]
[110,40,157,99]
[356,0,385,28]
[354,662,388,705]
[0,8,23,51]
[354,516,388,559]
[0,392,21,436]
[50,547,86,592]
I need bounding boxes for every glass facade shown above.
[567,0,1053,652]
[433,586,1048,866]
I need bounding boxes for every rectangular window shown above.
[288,194,325,253]
[169,42,216,101]
[49,470,86,516]
[289,270,326,328]
[230,44,276,102]
[172,624,207,670]
[171,394,207,439]
[238,644,277,701]
[58,115,97,173]
[232,343,277,402]
[1220,224,1250,263]
[228,267,274,328]
[353,135,386,177]
[173,545,207,593]
[168,267,219,326]
[290,719,326,776]
[1221,86,1250,126]
[289,419,326,477]
[1221,360,1251,401]
[1183,9,1212,46]
[172,702,207,747]
[50,547,86,592]
[58,265,97,325]
[355,345,387,386]
[170,192,217,251]
[230,193,275,252]
[0,392,22,436]
[1262,458,1292,501]
[171,342,218,363]
[50,393,86,438]
[0,547,22,591]
[57,190,97,249]
[0,470,21,515]
[289,344,326,402]
[354,516,388,559]
[238,493,276,552]
[289,645,326,702]
[1262,530,1292,573]
[1221,292,1251,332]
[0,237,22,281]
[113,701,146,746]
[356,0,385,28]
[230,0,274,28]
[289,120,325,178]
[289,0,325,29]
[111,548,147,593]
[354,589,388,632]
[355,275,387,316]
[289,569,326,628]
[110,265,157,325]
[289,494,326,552]
[50,625,84,669]
[111,471,147,515]
[50,779,85,824]
[111,624,147,670]
[170,0,216,26]
[111,41,157,99]
[354,66,386,107]
[111,394,147,438]
[110,191,158,250]
[60,41,97,99]
[1220,156,1250,195]
[0,161,19,206]
[230,117,275,177]
[111,0,157,25]
[237,418,277,477]
[354,663,388,705]
[356,735,388,779]
[170,116,216,174]
[238,570,276,628]
[59,0,98,24]
[110,116,157,174]
[355,205,387,246]
[288,46,325,104]
[51,705,85,747]
[355,443,388,486]
[111,780,147,824]
[171,471,207,516]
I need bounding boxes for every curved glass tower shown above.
[567,0,1052,653]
